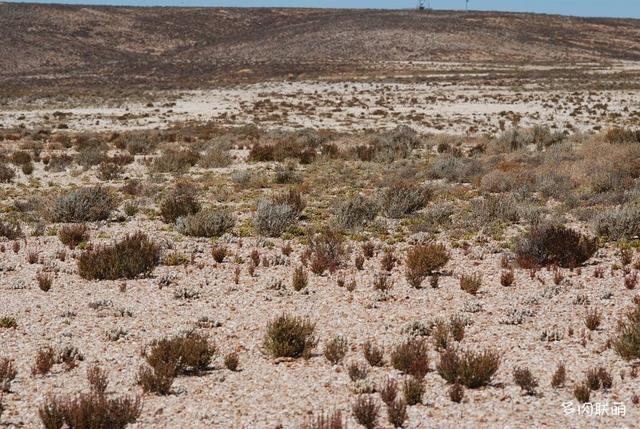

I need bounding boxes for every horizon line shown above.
[2,1,638,21]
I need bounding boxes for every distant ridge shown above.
[2,3,640,92]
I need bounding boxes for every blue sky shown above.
[7,0,640,19]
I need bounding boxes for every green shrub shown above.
[176,208,235,237]
[263,314,317,359]
[515,223,597,268]
[77,232,160,280]
[52,187,116,222]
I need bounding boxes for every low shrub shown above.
[363,340,384,367]
[403,376,424,405]
[381,181,431,218]
[0,358,16,392]
[0,317,17,329]
[605,127,640,144]
[379,378,398,406]
[584,308,602,331]
[224,352,240,371]
[211,246,227,263]
[301,410,345,429]
[199,145,232,168]
[386,399,407,428]
[0,221,23,240]
[613,303,640,360]
[0,164,15,183]
[273,188,306,215]
[36,271,53,292]
[515,223,597,268]
[77,232,160,280]
[405,243,449,288]
[263,314,317,359]
[460,273,482,295]
[513,367,538,395]
[98,161,124,181]
[427,154,482,183]
[323,336,348,365]
[334,195,378,230]
[292,265,308,291]
[253,200,297,237]
[574,383,591,403]
[551,364,566,388]
[594,204,640,240]
[51,187,116,222]
[159,183,201,224]
[347,361,369,381]
[136,361,175,395]
[152,149,199,173]
[176,208,235,237]
[32,347,55,376]
[448,382,464,403]
[58,224,89,249]
[308,227,347,275]
[39,393,142,429]
[390,337,429,379]
[273,163,302,184]
[436,347,500,388]
[143,331,215,375]
[87,364,108,394]
[352,395,379,429]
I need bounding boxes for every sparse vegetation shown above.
[613,302,640,360]
[437,347,500,388]
[39,393,142,429]
[77,232,160,280]
[515,224,597,268]
[324,336,348,365]
[177,208,235,237]
[263,314,317,359]
[390,337,429,379]
[352,395,379,429]
[52,187,116,222]
[405,243,449,288]
[513,367,538,395]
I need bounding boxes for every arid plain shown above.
[1,4,640,429]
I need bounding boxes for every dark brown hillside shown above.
[2,3,640,93]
